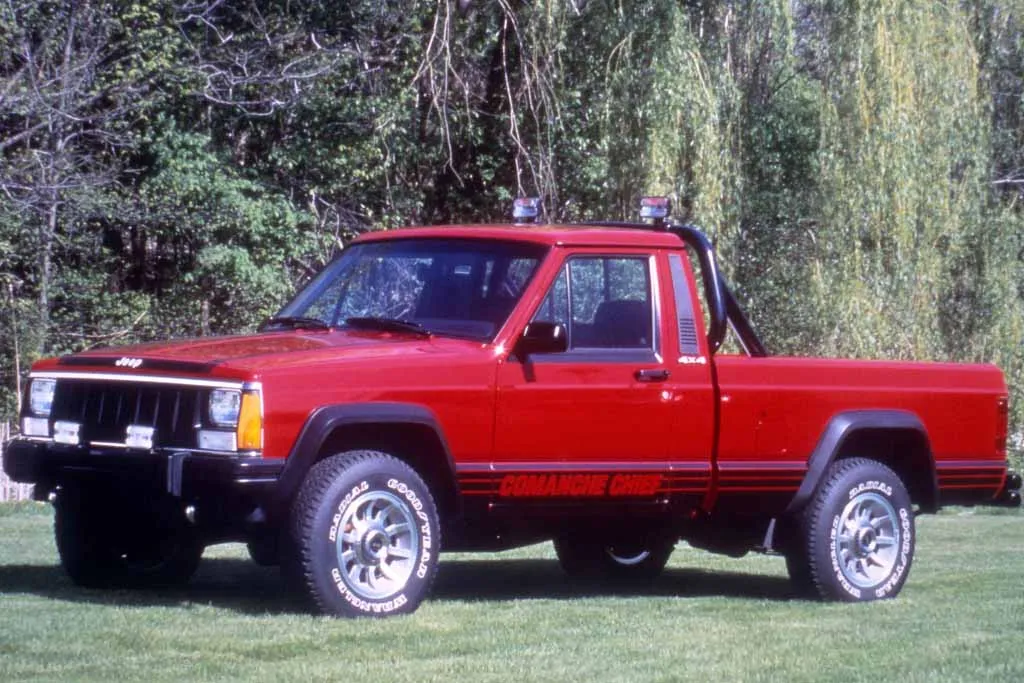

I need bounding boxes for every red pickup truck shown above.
[4,201,1019,617]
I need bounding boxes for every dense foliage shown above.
[2,1,1023,447]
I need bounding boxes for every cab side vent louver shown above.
[679,318,699,355]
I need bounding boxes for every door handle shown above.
[635,368,670,382]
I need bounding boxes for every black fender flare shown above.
[272,402,458,508]
[784,410,937,515]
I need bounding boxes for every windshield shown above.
[277,238,548,341]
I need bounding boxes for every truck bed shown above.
[713,355,1008,508]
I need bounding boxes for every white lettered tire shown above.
[289,450,440,617]
[802,457,915,602]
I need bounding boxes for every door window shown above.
[532,256,655,351]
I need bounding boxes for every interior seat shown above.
[590,299,650,348]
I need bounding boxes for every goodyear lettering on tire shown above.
[388,478,433,580]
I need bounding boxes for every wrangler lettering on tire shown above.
[289,450,440,617]
[794,457,915,602]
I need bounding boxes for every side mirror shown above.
[516,322,568,357]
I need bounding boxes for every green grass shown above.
[1,504,1022,682]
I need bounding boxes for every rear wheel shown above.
[288,450,440,617]
[784,548,816,597]
[778,518,816,597]
[794,458,915,601]
[554,531,675,582]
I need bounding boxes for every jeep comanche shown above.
[4,199,1020,616]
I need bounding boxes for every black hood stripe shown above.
[57,356,218,374]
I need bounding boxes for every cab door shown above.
[490,248,712,503]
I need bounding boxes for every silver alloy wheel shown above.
[605,546,652,566]
[335,490,420,600]
[834,491,900,589]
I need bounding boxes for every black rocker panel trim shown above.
[784,410,936,515]
[274,403,458,506]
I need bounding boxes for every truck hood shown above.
[49,330,467,376]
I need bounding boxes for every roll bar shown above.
[581,220,767,357]
[669,225,728,353]
[670,224,766,357]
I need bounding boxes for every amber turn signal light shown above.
[237,390,263,451]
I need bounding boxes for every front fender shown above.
[273,402,457,508]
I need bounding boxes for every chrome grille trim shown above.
[31,371,245,389]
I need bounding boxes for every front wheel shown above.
[288,450,440,617]
[797,458,915,601]
[55,490,203,588]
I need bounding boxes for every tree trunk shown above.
[201,300,210,337]
[38,199,57,353]
[8,282,21,415]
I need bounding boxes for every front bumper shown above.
[3,437,286,524]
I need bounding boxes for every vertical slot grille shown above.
[51,381,202,449]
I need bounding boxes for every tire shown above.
[798,457,915,602]
[55,490,203,588]
[288,450,440,617]
[55,491,120,588]
[778,517,816,597]
[116,530,204,588]
[784,548,817,598]
[554,531,675,582]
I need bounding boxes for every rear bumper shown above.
[3,437,286,524]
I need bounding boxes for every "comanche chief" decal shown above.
[498,473,662,497]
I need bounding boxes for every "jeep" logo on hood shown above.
[115,357,143,369]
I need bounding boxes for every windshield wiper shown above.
[344,317,432,337]
[259,316,331,332]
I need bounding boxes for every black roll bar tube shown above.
[672,224,767,357]
[668,225,729,354]
[722,282,768,357]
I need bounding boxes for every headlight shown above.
[202,387,263,453]
[29,379,56,416]
[208,389,241,426]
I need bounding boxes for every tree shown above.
[0,0,136,350]
[1,0,1022,455]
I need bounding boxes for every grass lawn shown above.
[0,503,1022,682]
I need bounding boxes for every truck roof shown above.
[352,224,688,249]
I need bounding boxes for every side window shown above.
[533,256,654,350]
